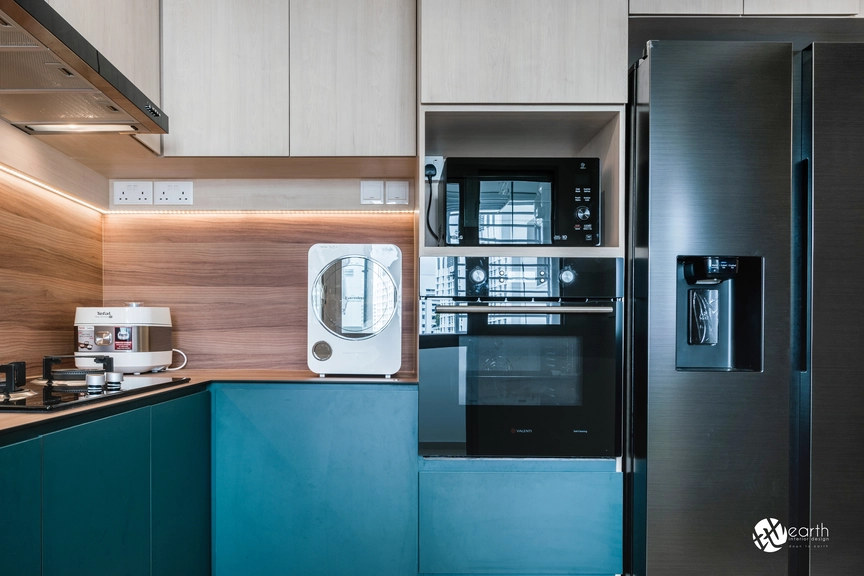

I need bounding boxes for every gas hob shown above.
[0,357,189,412]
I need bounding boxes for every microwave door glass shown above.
[478,180,552,245]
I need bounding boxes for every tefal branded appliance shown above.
[74,303,181,374]
[308,244,402,376]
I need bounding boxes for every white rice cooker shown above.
[74,303,185,374]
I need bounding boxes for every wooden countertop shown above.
[173,368,418,384]
[0,369,417,437]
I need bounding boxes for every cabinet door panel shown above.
[0,439,41,576]
[290,0,416,156]
[420,0,628,104]
[743,0,858,13]
[42,408,151,576]
[163,0,291,156]
[212,383,418,576]
[46,0,162,153]
[419,468,622,574]
[152,392,211,576]
[629,0,743,13]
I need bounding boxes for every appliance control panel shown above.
[554,158,601,247]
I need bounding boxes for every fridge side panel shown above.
[809,42,864,576]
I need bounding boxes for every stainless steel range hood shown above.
[0,0,168,135]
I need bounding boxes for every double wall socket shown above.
[112,181,194,206]
[154,181,194,205]
[113,181,153,205]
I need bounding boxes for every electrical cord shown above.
[425,164,440,243]
[165,348,187,371]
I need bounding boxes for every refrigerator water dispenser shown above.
[676,256,763,371]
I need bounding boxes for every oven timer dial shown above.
[469,266,487,285]
[559,268,576,285]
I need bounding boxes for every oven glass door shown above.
[419,302,620,458]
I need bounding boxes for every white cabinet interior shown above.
[420,0,628,105]
[743,0,859,14]
[418,106,625,258]
[629,0,743,14]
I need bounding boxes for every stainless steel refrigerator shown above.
[629,39,864,576]
[628,41,794,575]
[802,42,864,575]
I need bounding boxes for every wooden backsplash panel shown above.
[0,175,103,373]
[103,213,417,375]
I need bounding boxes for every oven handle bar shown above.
[434,305,615,315]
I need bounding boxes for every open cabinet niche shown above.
[417,105,625,258]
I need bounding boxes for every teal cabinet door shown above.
[152,391,211,576]
[42,408,151,576]
[0,438,41,576]
[212,383,418,576]
[419,459,623,575]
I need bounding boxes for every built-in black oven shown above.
[419,256,623,457]
[439,157,602,247]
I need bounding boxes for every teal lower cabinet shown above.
[152,391,211,576]
[419,458,623,575]
[212,383,419,576]
[0,438,41,576]
[42,407,151,576]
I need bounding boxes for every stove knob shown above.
[559,268,576,285]
[575,206,591,221]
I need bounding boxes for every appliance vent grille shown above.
[0,92,136,123]
[0,51,92,90]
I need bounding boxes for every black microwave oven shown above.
[438,157,601,247]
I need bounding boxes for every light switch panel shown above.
[385,181,409,205]
[360,180,384,204]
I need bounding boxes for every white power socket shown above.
[424,156,445,182]
[154,181,194,205]
[113,181,153,205]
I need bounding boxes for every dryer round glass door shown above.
[311,256,398,340]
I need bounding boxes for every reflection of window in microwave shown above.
[477,180,552,245]
[445,183,461,244]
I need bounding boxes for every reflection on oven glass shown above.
[462,336,582,407]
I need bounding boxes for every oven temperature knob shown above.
[575,206,591,221]
[559,268,576,285]
[469,266,487,285]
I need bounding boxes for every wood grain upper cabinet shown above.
[629,0,743,14]
[45,0,162,153]
[290,0,416,156]
[162,0,291,156]
[743,0,858,14]
[420,0,628,104]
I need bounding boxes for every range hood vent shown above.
[0,0,168,135]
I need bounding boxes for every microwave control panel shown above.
[554,158,601,247]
